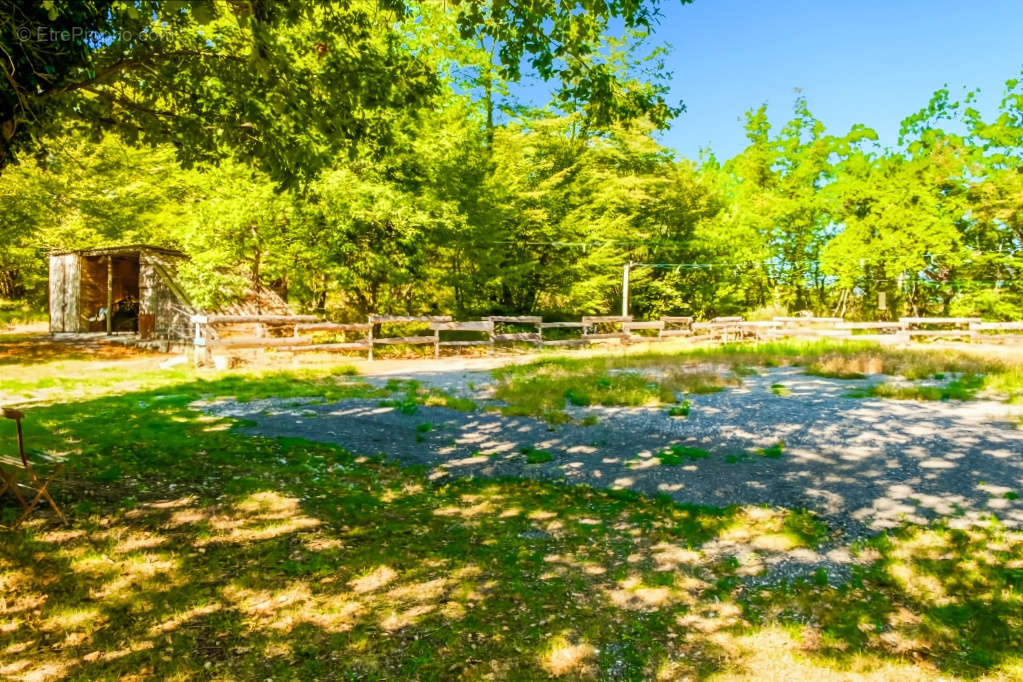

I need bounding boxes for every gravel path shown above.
[199,366,1023,538]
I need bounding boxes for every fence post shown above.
[191,314,210,366]
[367,317,375,361]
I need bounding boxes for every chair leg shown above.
[13,464,66,528]
[37,466,67,525]
[0,469,31,512]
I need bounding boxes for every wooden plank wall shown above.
[48,253,80,332]
[141,253,197,341]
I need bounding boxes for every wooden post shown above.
[367,320,374,361]
[621,261,631,317]
[434,329,440,359]
[106,255,113,335]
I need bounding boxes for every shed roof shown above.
[50,244,186,259]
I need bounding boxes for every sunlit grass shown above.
[493,340,1023,417]
[847,374,986,402]
[2,343,1023,678]
[492,359,737,422]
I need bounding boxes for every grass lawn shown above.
[2,338,1023,679]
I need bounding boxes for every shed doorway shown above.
[80,253,141,332]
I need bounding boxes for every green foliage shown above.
[657,444,709,465]
[667,400,691,417]
[494,361,671,421]
[853,374,985,402]
[518,444,554,463]
[758,442,786,458]
[2,0,684,182]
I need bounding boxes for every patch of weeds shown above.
[804,368,867,380]
[687,383,725,395]
[526,450,553,464]
[1005,491,1019,500]
[757,441,785,458]
[771,383,791,397]
[542,409,572,424]
[812,567,829,586]
[384,378,418,392]
[415,422,432,433]
[330,364,359,376]
[493,365,670,422]
[423,393,476,411]
[564,388,592,406]
[856,373,985,401]
[379,396,418,415]
[732,365,758,377]
[782,509,829,545]
[657,444,709,465]
[515,443,556,464]
[724,453,749,464]
[667,400,691,417]
[933,372,946,380]
[579,414,599,427]
[519,445,553,464]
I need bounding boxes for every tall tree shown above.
[0,0,688,182]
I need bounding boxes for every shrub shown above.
[657,444,709,465]
[667,400,691,417]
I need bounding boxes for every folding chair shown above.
[1,408,67,529]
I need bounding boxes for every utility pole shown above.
[622,261,632,317]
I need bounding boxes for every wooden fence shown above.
[190,312,1023,364]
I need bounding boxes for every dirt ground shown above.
[0,326,171,364]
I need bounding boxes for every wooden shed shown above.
[48,245,196,340]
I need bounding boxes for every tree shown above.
[1,0,687,183]
[823,89,975,318]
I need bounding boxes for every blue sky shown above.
[654,0,1023,159]
[516,0,1023,161]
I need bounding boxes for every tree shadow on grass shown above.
[1,376,1021,679]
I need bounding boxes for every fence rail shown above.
[189,312,1023,365]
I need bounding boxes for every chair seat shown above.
[0,453,61,468]
[0,454,26,469]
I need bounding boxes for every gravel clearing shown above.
[199,365,1023,542]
